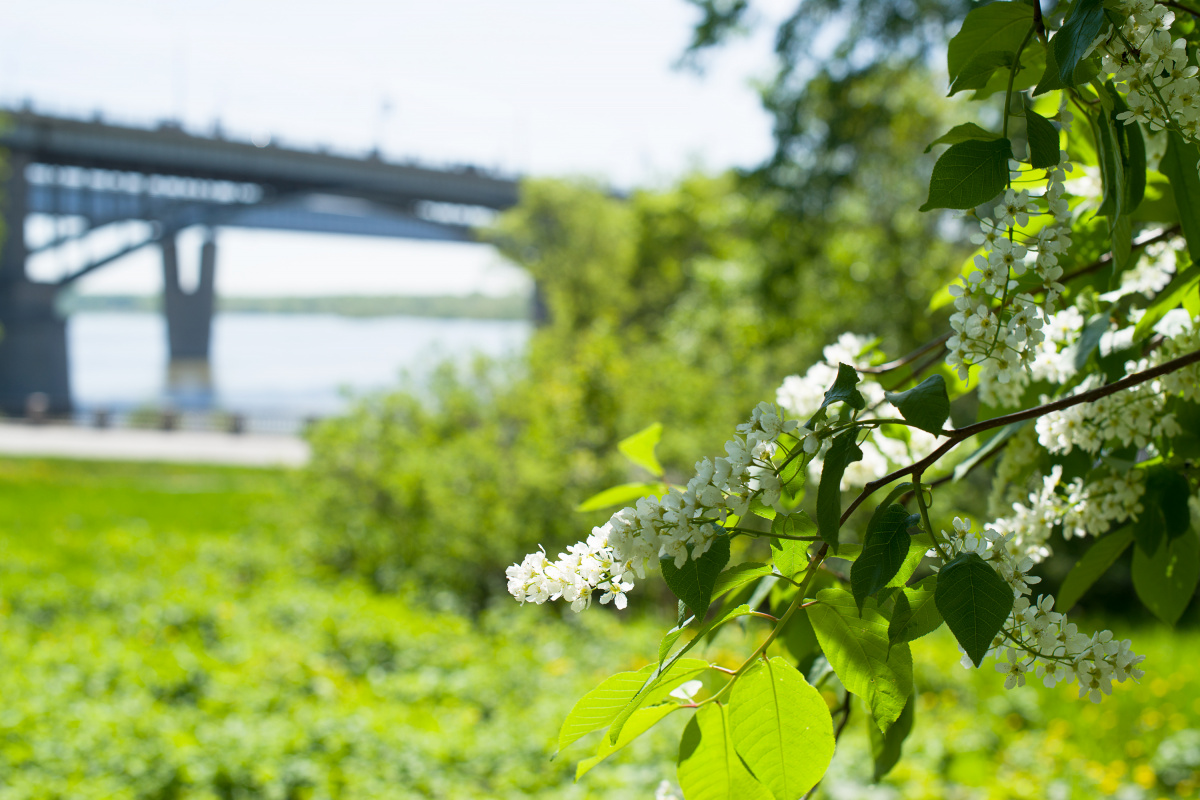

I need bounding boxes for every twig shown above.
[858,333,951,375]
[840,346,1200,523]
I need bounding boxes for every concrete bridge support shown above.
[162,230,217,405]
[0,153,72,416]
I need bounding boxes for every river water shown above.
[68,312,532,419]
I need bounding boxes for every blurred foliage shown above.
[301,68,974,602]
[682,0,972,197]
[1,458,1198,798]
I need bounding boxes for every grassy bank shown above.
[0,457,1197,798]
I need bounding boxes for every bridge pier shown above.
[162,230,217,406]
[0,153,72,416]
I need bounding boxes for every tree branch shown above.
[840,346,1200,524]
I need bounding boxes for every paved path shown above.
[0,423,310,467]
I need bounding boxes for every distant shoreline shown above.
[58,293,532,320]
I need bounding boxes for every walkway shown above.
[0,422,309,467]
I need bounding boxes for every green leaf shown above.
[1095,84,1144,241]
[935,552,1014,668]
[1026,108,1060,169]
[885,375,951,435]
[1053,0,1105,86]
[821,363,866,411]
[1161,131,1200,261]
[970,41,1045,100]
[661,533,731,617]
[1133,264,1200,342]
[1133,467,1194,555]
[1096,99,1126,220]
[1109,87,1147,214]
[868,694,915,782]
[712,562,773,602]
[606,658,711,745]
[618,422,664,477]
[808,588,914,731]
[924,123,1001,153]
[778,447,807,491]
[1073,313,1111,372]
[576,481,664,512]
[920,138,1014,212]
[817,432,864,553]
[728,657,835,800]
[678,704,773,800]
[770,538,805,580]
[1133,531,1200,626]
[949,50,1014,96]
[946,1,1034,84]
[1111,213,1133,275]
[1034,34,1097,94]
[851,504,914,608]
[558,664,659,753]
[774,509,817,538]
[888,574,944,645]
[770,512,814,577]
[1057,527,1134,611]
[887,532,932,589]
[576,703,680,778]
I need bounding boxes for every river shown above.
[68,312,532,420]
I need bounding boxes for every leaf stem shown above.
[913,476,953,563]
[732,541,830,678]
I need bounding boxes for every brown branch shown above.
[839,346,1200,524]
[859,333,952,375]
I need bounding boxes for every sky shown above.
[2,0,783,296]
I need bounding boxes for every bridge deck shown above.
[1,110,520,211]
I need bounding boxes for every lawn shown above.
[0,457,1196,799]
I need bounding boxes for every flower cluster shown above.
[941,517,1145,702]
[1103,1,1200,141]
[1034,317,1200,456]
[947,147,1074,405]
[988,464,1146,564]
[507,402,799,612]
[776,333,945,489]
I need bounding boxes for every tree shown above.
[507,0,1200,793]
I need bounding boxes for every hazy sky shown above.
[3,0,783,296]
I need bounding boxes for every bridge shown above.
[0,108,521,415]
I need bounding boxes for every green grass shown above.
[1,456,1197,799]
[0,457,683,799]
[0,458,286,537]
